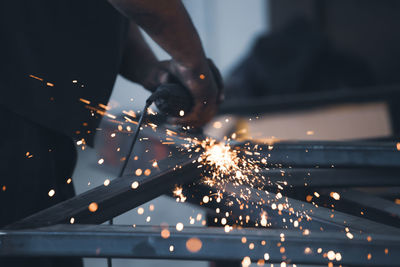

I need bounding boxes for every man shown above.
[0,0,221,266]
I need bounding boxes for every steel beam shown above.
[0,224,399,266]
[261,168,400,187]
[187,183,400,235]
[8,150,202,230]
[244,141,400,168]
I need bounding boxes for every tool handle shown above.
[149,83,194,117]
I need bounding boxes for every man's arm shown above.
[109,0,221,127]
[119,22,159,90]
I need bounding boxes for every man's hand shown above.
[155,59,223,127]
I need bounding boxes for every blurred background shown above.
[73,0,400,266]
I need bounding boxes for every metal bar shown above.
[333,189,400,218]
[242,141,400,168]
[187,183,400,235]
[9,141,399,229]
[0,224,399,266]
[7,150,202,230]
[261,168,400,187]
[219,84,400,115]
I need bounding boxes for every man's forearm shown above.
[119,22,158,87]
[109,0,208,70]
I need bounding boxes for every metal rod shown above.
[6,150,202,230]
[1,224,399,266]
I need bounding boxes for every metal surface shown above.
[261,168,400,187]
[188,183,400,235]
[1,224,399,266]
[251,141,400,168]
[8,150,202,230]
[4,139,400,266]
[9,141,400,229]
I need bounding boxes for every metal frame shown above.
[1,224,399,266]
[1,140,399,266]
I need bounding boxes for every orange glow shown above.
[257,259,265,266]
[135,169,142,176]
[199,74,205,80]
[29,74,43,81]
[161,229,170,239]
[46,82,54,87]
[186,238,202,253]
[144,169,151,176]
[88,202,98,212]
[79,98,91,105]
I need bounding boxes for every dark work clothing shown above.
[0,1,129,266]
[0,0,128,144]
[0,106,81,266]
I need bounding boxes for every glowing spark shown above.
[79,98,91,105]
[88,202,98,212]
[179,110,185,117]
[29,74,43,81]
[221,218,227,225]
[336,252,342,261]
[135,169,142,176]
[264,253,270,261]
[98,158,104,165]
[242,256,251,267]
[346,232,354,239]
[103,179,110,186]
[161,229,170,239]
[327,251,336,261]
[330,192,340,200]
[137,207,144,215]
[176,222,184,231]
[70,217,75,224]
[186,238,202,253]
[131,181,139,189]
[48,189,55,197]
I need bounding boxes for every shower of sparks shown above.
[72,95,355,264]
